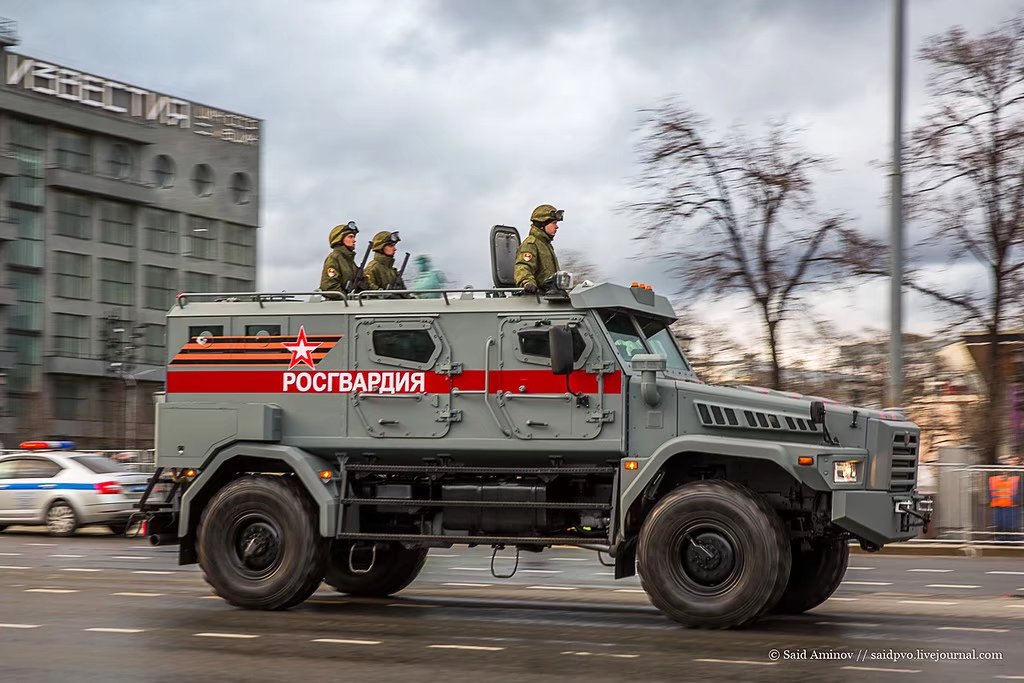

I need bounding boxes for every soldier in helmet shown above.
[514,204,563,293]
[364,230,411,295]
[320,221,360,293]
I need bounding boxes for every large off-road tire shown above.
[771,537,850,615]
[198,476,327,610]
[325,541,428,597]
[637,480,791,629]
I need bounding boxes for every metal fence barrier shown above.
[916,463,1024,545]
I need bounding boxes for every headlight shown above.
[833,460,862,484]
[554,271,574,291]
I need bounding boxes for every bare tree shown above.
[558,248,602,283]
[846,16,1024,463]
[628,102,854,389]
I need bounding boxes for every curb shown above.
[850,543,1024,558]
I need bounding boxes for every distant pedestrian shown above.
[989,461,1021,542]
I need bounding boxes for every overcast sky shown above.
[7,0,1024,354]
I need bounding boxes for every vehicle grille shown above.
[889,432,919,492]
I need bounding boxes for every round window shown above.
[153,154,176,188]
[192,164,214,197]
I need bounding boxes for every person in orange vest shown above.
[990,459,1021,542]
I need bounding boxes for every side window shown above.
[0,459,20,478]
[518,328,587,362]
[18,459,62,479]
[189,324,224,343]
[245,324,281,337]
[372,330,436,364]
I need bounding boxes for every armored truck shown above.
[143,226,932,629]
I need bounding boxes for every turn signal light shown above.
[182,468,199,479]
[624,460,639,471]
[318,469,334,483]
[798,456,814,466]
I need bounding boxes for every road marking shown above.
[614,588,646,593]
[451,567,490,572]
[24,543,56,547]
[386,603,435,608]
[841,581,892,586]
[112,556,150,560]
[842,666,920,674]
[0,566,31,570]
[828,597,859,601]
[113,592,165,597]
[562,651,639,658]
[518,569,562,574]
[551,558,588,562]
[847,566,876,570]
[524,585,577,591]
[194,632,260,639]
[25,588,77,594]
[693,658,776,667]
[61,568,101,572]
[907,569,953,573]
[594,572,615,576]
[312,638,381,646]
[428,644,504,652]
[133,570,174,575]
[995,676,1024,680]
[0,553,22,556]
[925,584,980,589]
[937,626,1008,633]
[428,553,460,558]
[201,596,222,600]
[815,621,879,627]
[898,600,958,606]
[85,628,145,634]
[0,623,41,629]
[443,582,493,587]
[50,554,84,558]
[988,571,1024,576]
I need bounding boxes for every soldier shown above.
[364,230,409,293]
[514,204,563,293]
[320,221,360,293]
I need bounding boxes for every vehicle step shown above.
[334,532,610,547]
[343,464,615,475]
[340,498,611,510]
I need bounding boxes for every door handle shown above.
[40,484,56,489]
[526,420,548,427]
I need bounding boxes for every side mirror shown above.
[809,400,826,425]
[631,354,666,407]
[549,325,574,375]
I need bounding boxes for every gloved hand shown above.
[523,283,539,294]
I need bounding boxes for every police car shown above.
[0,442,150,536]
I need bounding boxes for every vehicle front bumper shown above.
[831,490,933,547]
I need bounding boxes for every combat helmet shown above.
[530,204,564,226]
[329,221,359,248]
[370,230,401,252]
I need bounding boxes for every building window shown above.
[55,192,91,239]
[55,130,91,173]
[9,333,41,393]
[10,271,42,331]
[185,271,216,293]
[191,163,214,197]
[53,379,85,421]
[144,325,165,364]
[99,200,134,246]
[54,252,91,300]
[10,118,45,206]
[99,258,134,306]
[144,266,177,310]
[144,208,178,254]
[108,144,132,179]
[184,216,216,260]
[223,224,256,266]
[153,154,175,188]
[9,206,43,268]
[230,172,252,205]
[53,313,90,359]
[222,277,254,292]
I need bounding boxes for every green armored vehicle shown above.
[142,226,932,629]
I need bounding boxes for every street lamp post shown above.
[888,0,906,409]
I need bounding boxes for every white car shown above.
[0,448,150,536]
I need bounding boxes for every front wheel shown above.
[772,537,850,614]
[325,542,427,597]
[637,480,791,629]
[198,476,327,610]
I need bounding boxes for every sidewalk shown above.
[852,541,1024,558]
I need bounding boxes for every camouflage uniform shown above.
[320,222,360,292]
[514,204,562,292]
[364,230,408,292]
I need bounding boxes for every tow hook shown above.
[859,540,883,553]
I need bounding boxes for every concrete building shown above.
[0,20,261,448]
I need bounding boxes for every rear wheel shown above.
[46,501,78,537]
[325,541,427,597]
[637,480,790,629]
[198,476,327,610]
[771,537,849,615]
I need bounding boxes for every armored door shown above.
[497,314,615,440]
[350,316,457,438]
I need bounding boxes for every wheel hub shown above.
[235,520,280,573]
[682,531,736,586]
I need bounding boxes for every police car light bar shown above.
[19,440,76,450]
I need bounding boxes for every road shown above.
[0,528,1022,683]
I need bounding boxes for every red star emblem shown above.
[281,325,321,370]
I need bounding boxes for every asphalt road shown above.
[1,528,1022,683]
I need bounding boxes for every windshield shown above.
[599,310,693,376]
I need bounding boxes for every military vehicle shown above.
[140,226,932,629]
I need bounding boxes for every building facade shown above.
[0,27,260,448]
